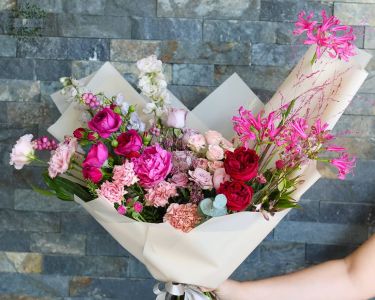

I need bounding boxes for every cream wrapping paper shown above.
[47,46,371,288]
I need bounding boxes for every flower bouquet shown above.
[10,11,372,299]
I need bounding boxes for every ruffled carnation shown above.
[112,161,139,187]
[97,181,125,204]
[163,203,201,233]
[145,181,178,207]
[48,137,78,178]
[10,134,35,170]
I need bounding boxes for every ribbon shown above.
[153,282,212,300]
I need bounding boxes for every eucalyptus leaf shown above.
[199,194,228,217]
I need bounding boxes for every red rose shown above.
[224,147,259,181]
[82,166,103,183]
[114,129,142,158]
[218,180,253,212]
[73,127,86,139]
[88,107,122,138]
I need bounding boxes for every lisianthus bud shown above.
[111,140,119,147]
[128,105,136,113]
[113,106,122,115]
[142,132,152,146]
[73,128,86,139]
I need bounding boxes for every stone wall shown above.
[0,0,374,299]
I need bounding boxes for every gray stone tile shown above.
[260,1,332,22]
[157,0,260,20]
[332,115,375,138]
[86,233,128,257]
[30,233,85,255]
[0,209,60,232]
[0,35,16,57]
[360,71,375,93]
[306,243,359,264]
[131,17,202,41]
[0,231,31,252]
[0,0,15,10]
[335,2,375,26]
[365,26,375,49]
[331,137,375,160]
[69,277,156,298]
[252,43,307,67]
[16,0,64,13]
[17,0,105,14]
[173,64,214,86]
[319,202,375,226]
[259,241,305,264]
[43,255,128,277]
[0,273,69,297]
[39,81,63,96]
[214,64,292,91]
[0,251,43,273]
[18,37,110,61]
[203,20,277,43]
[0,79,40,102]
[0,143,12,166]
[128,256,152,279]
[169,85,215,110]
[287,199,319,222]
[61,212,107,234]
[35,59,72,81]
[0,58,35,80]
[7,101,54,127]
[346,93,375,115]
[57,14,131,38]
[0,125,38,144]
[105,0,157,17]
[0,186,13,209]
[274,220,368,245]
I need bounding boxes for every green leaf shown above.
[30,184,56,197]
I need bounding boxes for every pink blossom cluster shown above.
[82,92,100,109]
[293,10,356,61]
[33,136,58,151]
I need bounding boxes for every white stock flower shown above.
[137,55,163,74]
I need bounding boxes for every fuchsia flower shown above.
[88,107,122,138]
[163,203,201,233]
[331,153,355,180]
[117,205,127,215]
[133,201,143,213]
[83,142,108,168]
[114,130,142,158]
[293,11,317,35]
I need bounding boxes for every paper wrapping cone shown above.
[47,46,370,288]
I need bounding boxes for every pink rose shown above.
[188,167,213,190]
[220,138,235,151]
[88,107,122,138]
[205,130,223,145]
[193,158,209,170]
[145,181,178,207]
[132,144,172,188]
[165,108,187,129]
[208,160,224,173]
[171,173,189,187]
[82,166,103,183]
[48,137,78,178]
[213,168,230,190]
[97,180,125,203]
[206,145,224,161]
[83,142,108,168]
[10,134,35,170]
[187,133,206,152]
[114,129,142,158]
[172,151,193,173]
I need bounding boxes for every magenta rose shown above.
[132,144,172,188]
[114,129,142,158]
[88,107,122,138]
[83,142,108,168]
[82,166,103,183]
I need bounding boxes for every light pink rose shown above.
[48,137,78,178]
[112,161,139,187]
[10,134,35,170]
[165,108,187,129]
[206,144,224,161]
[170,173,189,187]
[220,138,235,151]
[145,181,178,207]
[205,130,223,145]
[188,167,213,190]
[97,181,125,204]
[208,160,224,173]
[187,133,206,152]
[172,151,193,173]
[213,168,230,190]
[193,158,209,170]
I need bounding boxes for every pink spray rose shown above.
[208,160,224,173]
[132,144,172,188]
[206,144,224,161]
[114,130,142,158]
[97,180,125,203]
[165,108,187,129]
[170,172,189,187]
[88,107,122,138]
[172,151,194,173]
[112,161,139,187]
[205,130,223,145]
[82,166,103,183]
[163,203,201,233]
[145,181,178,207]
[188,167,213,190]
[82,142,108,168]
[213,168,230,190]
[9,134,35,170]
[48,137,78,178]
[187,133,206,152]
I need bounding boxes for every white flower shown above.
[137,55,163,74]
[10,134,35,170]
[114,93,130,114]
[143,102,157,114]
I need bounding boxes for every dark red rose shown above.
[114,129,142,158]
[218,180,253,212]
[88,107,122,138]
[82,166,103,183]
[224,147,259,181]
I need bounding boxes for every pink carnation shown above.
[112,161,138,187]
[163,203,201,233]
[10,134,35,170]
[145,181,178,207]
[48,137,78,178]
[97,181,125,203]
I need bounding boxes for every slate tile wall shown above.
[0,0,374,299]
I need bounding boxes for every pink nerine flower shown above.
[10,134,35,170]
[188,167,213,190]
[112,161,138,187]
[97,181,125,203]
[293,11,317,35]
[331,153,355,180]
[163,203,201,233]
[132,144,172,188]
[48,137,78,178]
[145,181,178,207]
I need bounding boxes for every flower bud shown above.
[111,139,119,147]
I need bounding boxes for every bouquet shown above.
[10,11,372,299]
